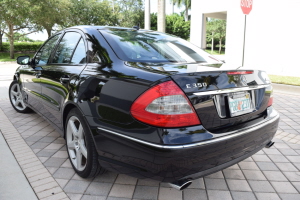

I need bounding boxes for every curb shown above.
[272,83,300,95]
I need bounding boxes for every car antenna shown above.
[133,23,140,30]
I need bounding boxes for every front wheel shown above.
[9,80,32,113]
[65,108,105,178]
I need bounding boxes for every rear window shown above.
[99,28,221,64]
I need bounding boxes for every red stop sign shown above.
[241,0,253,15]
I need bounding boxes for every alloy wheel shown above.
[10,83,26,111]
[66,116,88,171]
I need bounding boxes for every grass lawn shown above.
[0,52,35,62]
[205,49,225,55]
[269,75,300,86]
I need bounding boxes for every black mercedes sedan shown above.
[11,26,279,190]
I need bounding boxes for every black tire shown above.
[65,108,105,178]
[9,80,32,113]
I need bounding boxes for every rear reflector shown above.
[227,71,253,75]
[130,81,201,128]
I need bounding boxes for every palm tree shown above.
[172,0,191,21]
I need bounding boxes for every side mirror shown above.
[17,56,30,65]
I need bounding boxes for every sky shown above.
[27,0,184,41]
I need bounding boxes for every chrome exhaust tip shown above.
[169,179,192,190]
[265,141,275,148]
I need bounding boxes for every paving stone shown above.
[267,155,290,163]
[226,179,252,192]
[238,162,259,170]
[137,179,160,187]
[39,136,57,143]
[278,149,299,156]
[93,171,118,183]
[61,159,72,168]
[231,191,256,200]
[64,180,90,194]
[252,155,272,162]
[207,190,232,200]
[270,181,298,193]
[43,157,66,167]
[71,174,93,182]
[157,187,182,200]
[52,150,68,158]
[44,143,65,150]
[66,193,83,200]
[115,174,137,185]
[204,178,228,190]
[85,182,113,196]
[282,171,300,181]
[275,162,299,171]
[256,162,279,171]
[279,193,300,200]
[255,192,280,200]
[37,149,57,157]
[242,170,266,181]
[248,180,275,192]
[132,186,159,200]
[223,169,245,179]
[55,179,69,188]
[53,167,75,179]
[262,171,288,181]
[81,195,106,200]
[109,184,135,198]
[291,182,300,192]
[183,189,207,200]
[286,155,300,163]
[31,142,50,149]
[106,197,130,200]
[205,171,224,179]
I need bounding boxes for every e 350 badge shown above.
[186,82,207,89]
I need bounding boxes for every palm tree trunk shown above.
[185,6,189,21]
[219,39,222,54]
[158,0,166,32]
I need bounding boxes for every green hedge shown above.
[0,42,43,52]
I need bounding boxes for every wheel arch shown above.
[62,102,80,138]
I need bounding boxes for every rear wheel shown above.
[9,80,32,113]
[65,108,105,178]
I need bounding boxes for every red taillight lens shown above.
[130,81,201,128]
[268,96,273,107]
[227,71,253,75]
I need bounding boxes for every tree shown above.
[171,0,191,22]
[31,0,70,38]
[13,32,34,42]
[0,21,6,48]
[166,14,190,40]
[115,0,144,28]
[0,0,40,58]
[207,19,226,54]
[66,0,118,27]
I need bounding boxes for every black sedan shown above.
[11,26,279,190]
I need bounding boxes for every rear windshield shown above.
[100,28,220,64]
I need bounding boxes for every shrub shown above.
[0,42,43,52]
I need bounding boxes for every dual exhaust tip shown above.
[169,141,275,190]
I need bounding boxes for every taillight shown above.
[268,95,273,107]
[130,81,201,128]
[227,71,253,75]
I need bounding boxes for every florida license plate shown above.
[228,91,253,116]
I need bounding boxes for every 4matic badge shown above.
[186,82,207,89]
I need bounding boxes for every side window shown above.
[35,34,61,65]
[52,32,81,64]
[71,38,86,64]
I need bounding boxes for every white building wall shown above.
[191,0,300,77]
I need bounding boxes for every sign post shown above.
[240,0,253,66]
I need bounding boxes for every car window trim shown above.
[48,30,87,66]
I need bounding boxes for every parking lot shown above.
[1,63,300,200]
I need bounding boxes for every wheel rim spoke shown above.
[80,142,87,158]
[11,91,18,97]
[76,149,82,168]
[69,120,78,137]
[19,100,25,109]
[77,124,83,140]
[68,141,76,150]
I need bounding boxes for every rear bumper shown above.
[93,107,279,182]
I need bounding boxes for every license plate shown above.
[228,91,253,116]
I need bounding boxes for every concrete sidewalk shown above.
[0,130,38,200]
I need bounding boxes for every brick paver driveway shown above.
[1,63,300,200]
